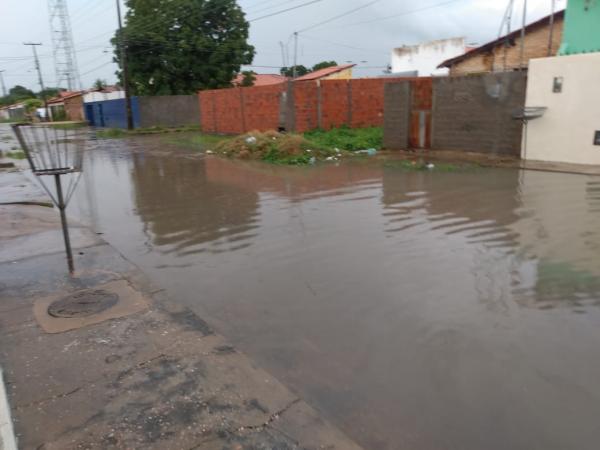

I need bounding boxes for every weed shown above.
[304,126,383,151]
[4,150,26,160]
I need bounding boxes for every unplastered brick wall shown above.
[199,84,284,134]
[200,78,408,134]
[432,72,527,155]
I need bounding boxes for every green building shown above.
[559,0,600,55]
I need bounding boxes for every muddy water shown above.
[70,136,600,450]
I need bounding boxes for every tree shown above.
[38,87,62,99]
[9,85,35,100]
[112,0,254,95]
[93,79,107,90]
[311,61,337,72]
[23,98,43,120]
[239,71,256,87]
[280,65,309,77]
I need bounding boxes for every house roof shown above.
[233,73,288,86]
[294,64,356,81]
[438,9,565,68]
[47,91,83,104]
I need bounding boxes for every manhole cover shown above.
[48,289,119,318]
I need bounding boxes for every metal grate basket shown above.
[11,123,88,273]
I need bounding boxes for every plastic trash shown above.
[245,136,257,145]
[325,156,335,161]
[309,157,316,165]
[426,163,435,170]
[305,149,312,153]
[356,148,377,156]
[334,148,341,153]
[206,150,214,154]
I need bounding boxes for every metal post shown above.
[547,0,556,56]
[519,0,528,71]
[116,0,134,130]
[0,70,7,97]
[292,32,299,78]
[24,43,49,120]
[55,174,74,273]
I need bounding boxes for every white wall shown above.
[83,91,125,103]
[524,53,600,166]
[391,38,465,76]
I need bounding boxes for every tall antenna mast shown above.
[48,0,81,90]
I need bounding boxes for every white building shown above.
[523,52,600,166]
[391,38,467,77]
[82,89,125,103]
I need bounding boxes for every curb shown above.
[0,369,17,450]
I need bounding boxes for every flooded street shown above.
[66,136,600,450]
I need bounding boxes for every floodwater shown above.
[67,135,600,450]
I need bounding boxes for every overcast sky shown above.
[0,0,566,92]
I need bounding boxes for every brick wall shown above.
[431,72,527,155]
[449,18,564,75]
[199,84,285,134]
[64,95,84,122]
[319,80,349,129]
[199,78,407,134]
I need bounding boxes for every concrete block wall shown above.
[138,95,200,128]
[432,72,527,155]
[383,82,412,150]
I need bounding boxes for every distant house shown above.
[391,38,467,77]
[439,10,564,75]
[294,64,355,82]
[233,73,287,87]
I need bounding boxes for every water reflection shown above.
[72,139,600,450]
[130,153,260,257]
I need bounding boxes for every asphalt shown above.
[0,167,363,450]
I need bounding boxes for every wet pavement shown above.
[0,155,362,449]
[6,124,600,449]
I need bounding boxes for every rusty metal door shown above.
[409,78,432,149]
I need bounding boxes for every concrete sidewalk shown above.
[0,169,362,449]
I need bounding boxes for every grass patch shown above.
[213,130,346,165]
[304,126,382,151]
[4,150,26,160]
[95,125,201,139]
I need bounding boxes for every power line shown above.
[330,0,465,28]
[249,0,324,22]
[297,0,382,33]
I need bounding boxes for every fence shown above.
[383,72,527,155]
[198,78,416,135]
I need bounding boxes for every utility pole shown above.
[547,0,556,56]
[279,41,287,69]
[0,70,7,97]
[24,43,49,120]
[519,0,528,71]
[292,32,299,78]
[115,0,134,130]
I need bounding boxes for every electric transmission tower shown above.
[48,0,81,90]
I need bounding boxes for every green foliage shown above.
[4,150,26,160]
[96,128,127,139]
[23,98,43,113]
[240,71,256,87]
[304,126,383,151]
[113,0,254,95]
[0,85,36,106]
[93,79,107,90]
[311,61,337,72]
[38,87,62,99]
[280,65,309,77]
